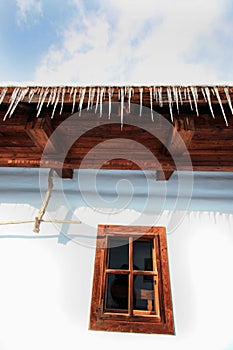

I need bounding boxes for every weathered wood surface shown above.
[89,225,175,334]
[0,90,233,179]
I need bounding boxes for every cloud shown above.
[16,0,42,25]
[34,0,232,85]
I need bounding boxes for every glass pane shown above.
[133,239,153,271]
[105,273,128,310]
[107,237,129,269]
[133,275,155,311]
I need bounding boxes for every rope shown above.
[33,168,54,233]
[0,169,81,232]
[0,219,82,225]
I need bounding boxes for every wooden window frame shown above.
[89,225,175,335]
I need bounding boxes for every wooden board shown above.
[0,85,233,179]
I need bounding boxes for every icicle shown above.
[139,87,143,116]
[95,87,100,114]
[183,87,187,101]
[149,87,154,121]
[201,88,207,102]
[127,87,132,113]
[47,88,54,107]
[87,87,92,111]
[99,87,105,117]
[60,87,66,115]
[187,87,193,111]
[90,88,96,109]
[108,87,112,119]
[178,87,183,105]
[153,86,158,102]
[224,87,233,115]
[4,87,29,120]
[51,87,61,118]
[72,88,78,114]
[158,87,163,107]
[120,87,124,130]
[167,87,173,122]
[78,87,86,116]
[0,87,7,105]
[190,86,199,116]
[118,88,121,101]
[37,88,45,111]
[4,88,20,119]
[47,87,57,107]
[28,88,37,103]
[205,87,215,119]
[173,86,179,113]
[36,87,49,118]
[214,87,228,126]
[51,87,58,105]
[22,87,29,100]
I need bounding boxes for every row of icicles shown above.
[0,86,233,127]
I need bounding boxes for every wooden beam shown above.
[167,118,195,156]
[25,118,56,152]
[25,118,74,179]
[2,156,233,172]
[1,109,233,177]
[157,118,195,181]
[156,171,174,181]
[54,168,74,179]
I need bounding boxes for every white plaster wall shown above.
[1,168,233,350]
[0,207,233,350]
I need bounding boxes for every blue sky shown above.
[0,0,232,85]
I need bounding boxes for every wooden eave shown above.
[0,85,233,180]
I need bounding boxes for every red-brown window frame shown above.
[89,225,175,335]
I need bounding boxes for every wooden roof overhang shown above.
[0,85,233,180]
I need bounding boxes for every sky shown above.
[0,0,232,85]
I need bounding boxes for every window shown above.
[89,225,175,334]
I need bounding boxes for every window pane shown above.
[105,273,128,310]
[107,237,129,269]
[133,275,155,311]
[133,239,153,271]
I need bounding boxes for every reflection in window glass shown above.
[105,273,128,310]
[107,237,129,269]
[133,275,155,311]
[133,239,153,271]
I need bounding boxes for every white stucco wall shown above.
[0,169,233,350]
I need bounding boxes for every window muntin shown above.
[104,236,160,316]
[89,225,175,335]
